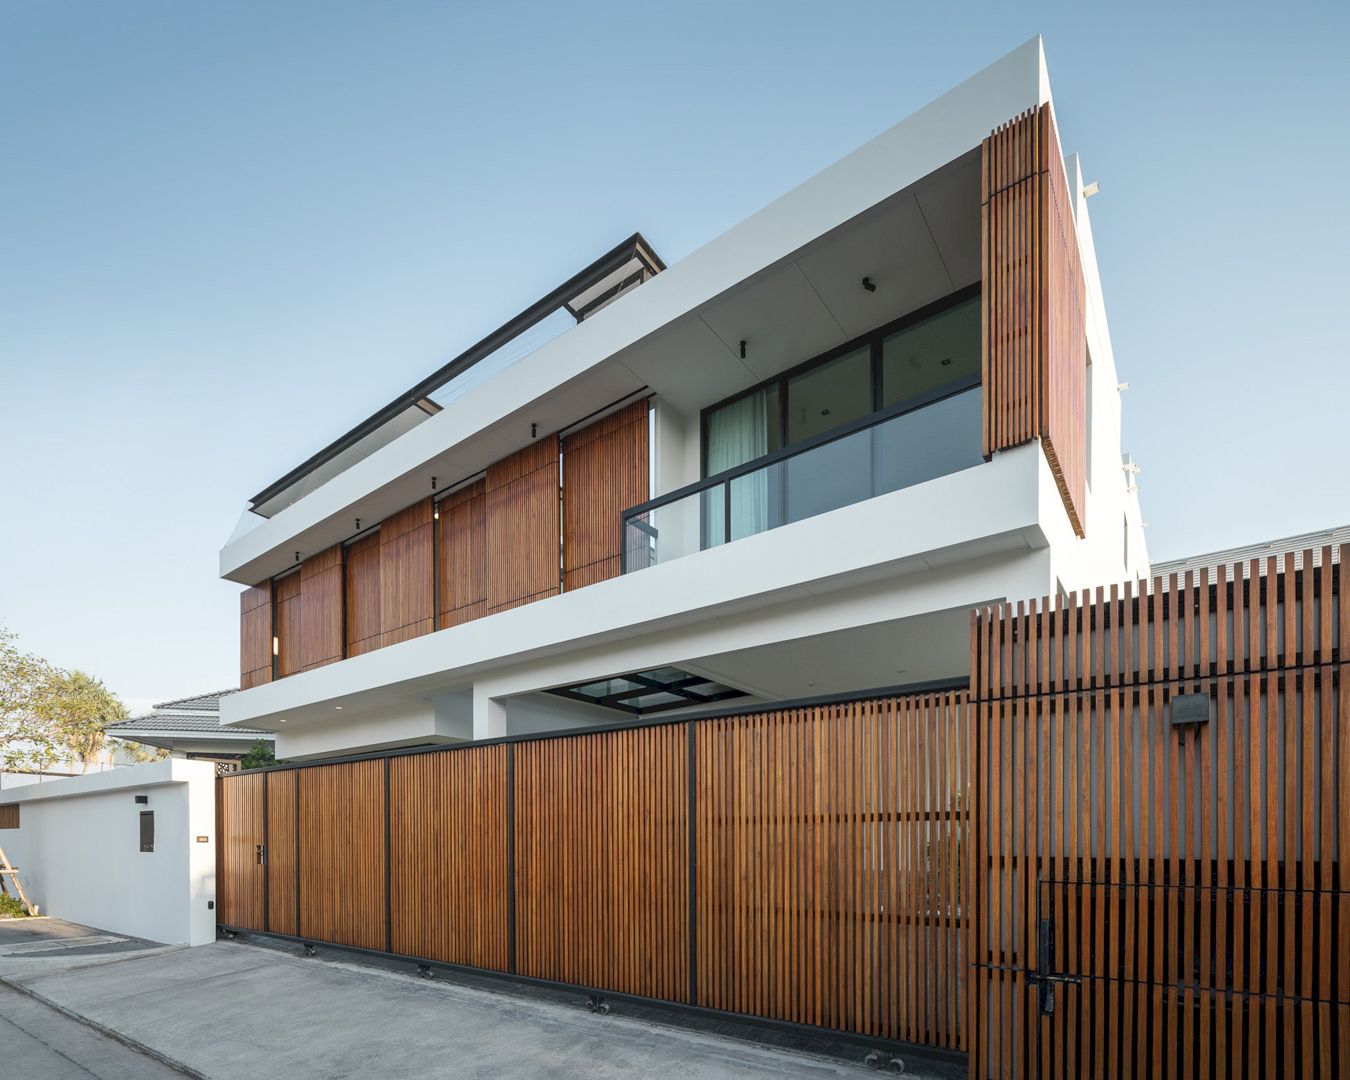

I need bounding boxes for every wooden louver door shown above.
[486,435,560,613]
[216,772,266,931]
[561,400,648,590]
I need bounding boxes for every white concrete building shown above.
[218,38,1147,759]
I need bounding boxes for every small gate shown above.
[970,552,1349,1079]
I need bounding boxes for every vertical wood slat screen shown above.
[273,571,302,678]
[380,498,434,647]
[514,724,689,1002]
[982,104,1086,537]
[216,771,265,931]
[389,746,508,970]
[218,687,966,1055]
[697,693,968,1049]
[299,546,342,671]
[344,531,381,657]
[239,584,273,689]
[298,759,386,951]
[266,770,298,936]
[561,400,648,590]
[436,480,487,629]
[486,435,560,613]
[969,547,1347,1080]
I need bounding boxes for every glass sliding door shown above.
[705,385,779,542]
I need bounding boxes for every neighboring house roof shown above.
[1152,523,1349,582]
[106,688,271,743]
[152,689,239,712]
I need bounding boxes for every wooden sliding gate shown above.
[217,690,968,1052]
[970,549,1348,1079]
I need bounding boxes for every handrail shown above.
[621,375,980,523]
[621,379,982,572]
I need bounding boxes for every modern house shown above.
[105,690,272,769]
[218,38,1148,759]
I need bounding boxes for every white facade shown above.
[219,37,1147,758]
[0,759,217,946]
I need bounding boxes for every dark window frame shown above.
[699,282,981,477]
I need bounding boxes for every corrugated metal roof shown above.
[1152,523,1349,582]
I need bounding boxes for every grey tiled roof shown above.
[153,689,239,712]
[1152,524,1348,582]
[106,712,269,736]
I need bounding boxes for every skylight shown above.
[549,665,748,716]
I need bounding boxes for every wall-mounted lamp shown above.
[530,422,537,439]
[431,476,437,490]
[1116,382,1130,392]
[1122,463,1141,475]
[355,518,361,531]
[1082,181,1101,198]
[739,340,747,359]
[272,636,279,657]
[134,794,148,805]
[294,551,300,563]
[861,276,877,293]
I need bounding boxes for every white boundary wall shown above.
[0,759,216,946]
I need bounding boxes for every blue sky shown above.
[2,1,1347,711]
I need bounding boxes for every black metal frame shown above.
[697,281,981,478]
[250,234,665,514]
[546,666,748,716]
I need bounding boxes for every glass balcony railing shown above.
[622,380,983,573]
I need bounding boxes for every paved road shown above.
[0,983,188,1079]
[2,934,958,1079]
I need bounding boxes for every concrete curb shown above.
[0,965,205,1079]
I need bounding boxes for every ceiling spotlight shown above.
[1082,181,1101,198]
[739,340,747,359]
[335,705,343,710]
[861,276,877,293]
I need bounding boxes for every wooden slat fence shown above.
[969,547,1348,1079]
[217,688,968,1052]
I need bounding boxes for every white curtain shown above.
[707,391,771,541]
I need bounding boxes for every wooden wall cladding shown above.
[298,546,342,672]
[982,104,1087,537]
[436,481,487,629]
[380,498,434,647]
[514,724,689,1002]
[0,804,19,829]
[486,435,560,614]
[239,584,273,690]
[561,400,648,591]
[265,771,298,936]
[697,693,968,1049]
[389,746,508,970]
[216,771,265,931]
[298,759,386,951]
[273,570,302,679]
[344,531,381,657]
[969,550,1348,1080]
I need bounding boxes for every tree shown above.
[240,738,276,770]
[0,626,62,773]
[41,670,129,772]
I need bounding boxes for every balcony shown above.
[623,379,983,572]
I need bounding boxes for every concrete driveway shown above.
[0,930,961,1079]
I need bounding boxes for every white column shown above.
[472,686,508,741]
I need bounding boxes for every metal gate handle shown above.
[255,843,266,866]
[1029,918,1080,1015]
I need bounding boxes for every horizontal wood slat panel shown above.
[562,400,648,592]
[982,105,1086,536]
[299,546,342,671]
[697,693,967,1049]
[216,771,264,931]
[514,724,689,1001]
[390,747,508,970]
[266,771,297,936]
[436,480,487,629]
[298,759,386,951]
[486,435,560,613]
[970,551,1348,1079]
[344,532,381,657]
[381,498,433,648]
[239,584,272,689]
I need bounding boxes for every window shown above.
[786,346,871,444]
[701,285,981,481]
[139,810,155,853]
[881,295,980,408]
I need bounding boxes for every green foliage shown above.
[0,893,30,918]
[240,738,276,770]
[42,669,129,773]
